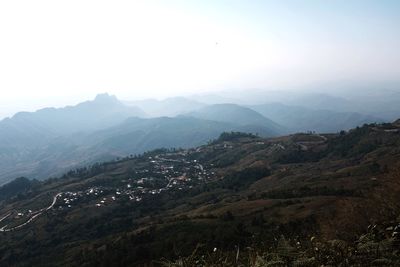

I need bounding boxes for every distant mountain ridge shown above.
[251,102,383,133]
[6,93,146,135]
[185,103,285,136]
[126,97,205,117]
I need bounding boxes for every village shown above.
[0,148,218,232]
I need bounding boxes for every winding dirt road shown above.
[0,192,61,232]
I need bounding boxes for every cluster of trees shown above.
[328,124,379,157]
[216,132,258,142]
[0,177,40,201]
[60,162,110,180]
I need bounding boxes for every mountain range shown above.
[0,93,385,184]
[251,102,383,133]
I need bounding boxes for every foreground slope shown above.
[0,122,400,266]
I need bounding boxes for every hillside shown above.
[0,122,400,266]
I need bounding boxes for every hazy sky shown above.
[0,0,399,118]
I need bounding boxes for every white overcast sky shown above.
[0,0,400,118]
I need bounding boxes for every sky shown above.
[0,0,399,118]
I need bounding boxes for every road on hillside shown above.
[0,192,61,232]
